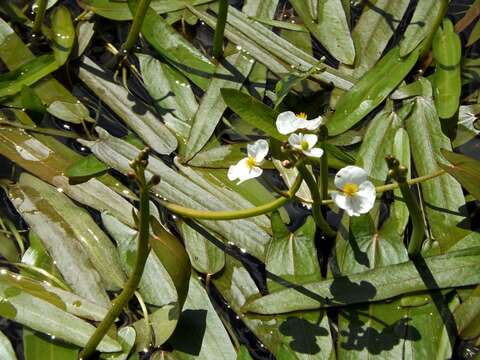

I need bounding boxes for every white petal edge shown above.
[302,134,318,149]
[276,111,299,135]
[237,166,263,184]
[334,166,369,190]
[302,116,324,131]
[247,139,269,163]
[304,147,324,158]
[288,133,302,148]
[227,158,250,181]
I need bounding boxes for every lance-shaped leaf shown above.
[439,150,480,201]
[454,104,480,147]
[454,286,480,340]
[0,19,90,124]
[0,269,109,321]
[400,0,449,56]
[79,128,271,260]
[405,97,479,253]
[327,46,419,136]
[23,329,78,360]
[78,57,177,154]
[136,5,215,89]
[244,247,480,314]
[102,213,178,307]
[50,5,74,65]
[138,53,198,150]
[80,0,214,20]
[7,173,125,303]
[99,326,136,360]
[340,0,410,78]
[0,276,120,352]
[184,52,254,159]
[289,0,354,65]
[168,276,236,359]
[432,19,462,119]
[0,55,60,99]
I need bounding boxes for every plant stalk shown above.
[119,0,153,55]
[80,158,151,359]
[296,162,336,238]
[212,0,228,59]
[32,0,47,35]
[160,174,303,220]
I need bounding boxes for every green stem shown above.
[375,169,446,193]
[212,0,228,59]
[160,174,303,220]
[119,0,153,55]
[399,181,425,257]
[80,172,150,359]
[319,140,329,201]
[296,162,336,237]
[32,0,47,35]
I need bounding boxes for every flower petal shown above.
[227,158,250,181]
[353,181,376,214]
[303,147,324,158]
[276,111,300,135]
[334,166,369,190]
[237,166,263,184]
[247,139,269,163]
[332,192,361,216]
[302,134,318,149]
[303,116,324,131]
[288,133,302,149]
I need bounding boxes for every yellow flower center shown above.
[300,140,310,151]
[342,183,359,197]
[296,112,308,120]
[246,156,257,169]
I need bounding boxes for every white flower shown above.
[288,133,324,158]
[331,166,376,217]
[276,111,324,135]
[227,139,269,184]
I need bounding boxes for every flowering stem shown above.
[32,0,47,35]
[119,0,152,55]
[160,174,303,220]
[80,149,155,359]
[386,156,425,257]
[212,0,228,59]
[318,126,329,202]
[296,162,336,237]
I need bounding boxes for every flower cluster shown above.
[227,111,376,216]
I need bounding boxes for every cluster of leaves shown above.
[0,0,479,359]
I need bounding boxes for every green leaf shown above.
[289,0,355,65]
[0,274,120,352]
[405,97,479,253]
[236,346,253,360]
[439,150,480,201]
[78,57,177,154]
[80,128,271,260]
[100,326,136,360]
[0,55,60,99]
[177,220,225,275]
[74,21,95,58]
[455,285,480,340]
[453,105,480,147]
[467,19,480,46]
[326,46,419,136]
[22,231,63,282]
[266,215,321,292]
[432,19,462,119]
[340,0,410,78]
[0,19,91,123]
[133,303,180,348]
[64,154,109,180]
[20,85,45,114]
[8,173,126,304]
[50,5,74,65]
[102,213,178,307]
[137,5,215,89]
[244,247,480,314]
[0,330,16,360]
[46,100,94,124]
[184,52,254,159]
[390,77,433,100]
[0,231,19,263]
[137,53,198,150]
[168,276,236,359]
[23,329,77,360]
[80,0,214,20]
[221,89,282,140]
[400,0,449,56]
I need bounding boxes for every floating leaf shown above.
[64,154,109,180]
[23,329,77,360]
[0,330,16,360]
[100,326,136,360]
[439,150,480,201]
[51,5,74,65]
[326,47,419,136]
[78,57,177,154]
[46,100,93,124]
